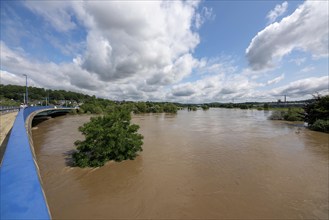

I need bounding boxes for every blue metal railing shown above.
[1,107,51,219]
[23,106,51,121]
[0,106,20,115]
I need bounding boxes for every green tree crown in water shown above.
[73,106,143,167]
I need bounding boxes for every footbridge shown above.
[0,106,74,219]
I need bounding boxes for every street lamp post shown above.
[22,74,28,106]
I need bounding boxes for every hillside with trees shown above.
[0,84,92,106]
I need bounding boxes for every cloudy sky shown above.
[1,0,328,103]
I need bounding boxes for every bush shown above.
[309,119,329,133]
[132,102,177,113]
[263,103,269,110]
[283,108,303,121]
[72,106,143,167]
[163,103,178,113]
[188,106,197,111]
[269,111,285,120]
[304,95,329,126]
[202,105,210,110]
[70,109,78,115]
[269,108,303,121]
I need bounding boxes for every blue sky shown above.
[1,0,328,103]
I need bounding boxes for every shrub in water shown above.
[269,108,303,121]
[310,119,329,133]
[268,111,284,120]
[73,106,143,167]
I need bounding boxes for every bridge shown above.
[0,106,74,219]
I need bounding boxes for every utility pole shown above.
[48,90,50,106]
[23,93,26,105]
[45,89,49,106]
[22,74,28,106]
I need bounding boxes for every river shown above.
[32,108,328,219]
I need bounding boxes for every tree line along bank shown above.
[1,84,328,132]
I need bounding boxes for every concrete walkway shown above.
[1,112,18,144]
[0,111,18,163]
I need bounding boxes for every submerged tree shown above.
[73,106,144,167]
[201,105,210,110]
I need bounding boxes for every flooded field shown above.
[32,109,328,219]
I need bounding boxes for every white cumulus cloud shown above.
[246,1,329,71]
[74,1,201,84]
[269,76,329,97]
[22,1,207,86]
[2,1,327,103]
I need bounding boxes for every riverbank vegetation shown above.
[268,107,304,121]
[201,105,210,110]
[304,95,329,133]
[1,84,307,113]
[1,84,91,106]
[77,100,179,114]
[72,106,144,167]
[0,96,19,107]
[268,95,329,133]
[188,106,197,111]
[132,102,178,114]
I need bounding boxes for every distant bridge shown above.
[32,107,74,118]
[0,106,73,219]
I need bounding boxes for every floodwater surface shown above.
[32,109,329,219]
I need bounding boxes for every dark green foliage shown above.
[304,95,329,133]
[188,106,197,111]
[202,102,254,109]
[269,108,303,121]
[78,97,116,114]
[283,108,303,121]
[1,84,92,105]
[268,111,285,120]
[0,96,19,106]
[132,102,178,114]
[309,120,329,133]
[239,105,249,109]
[263,103,269,110]
[304,95,329,125]
[79,103,103,114]
[133,102,148,113]
[201,105,210,110]
[163,103,178,113]
[72,106,144,167]
[77,108,85,114]
[70,109,78,115]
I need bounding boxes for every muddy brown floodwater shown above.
[32,109,328,219]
